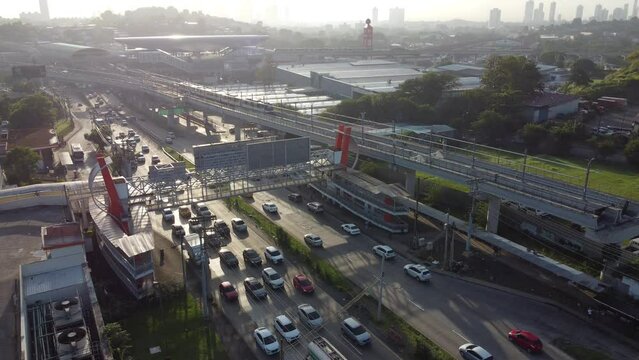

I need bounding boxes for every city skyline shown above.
[2,0,637,24]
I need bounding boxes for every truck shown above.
[213,219,231,237]
[183,233,206,265]
[306,336,347,360]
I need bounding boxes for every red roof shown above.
[525,92,580,108]
[0,127,59,152]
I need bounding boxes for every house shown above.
[523,92,580,123]
[0,122,59,170]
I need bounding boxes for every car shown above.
[171,224,185,238]
[274,315,301,343]
[297,304,323,329]
[253,327,280,356]
[535,209,550,218]
[218,281,238,301]
[128,129,135,137]
[141,144,150,153]
[121,119,128,126]
[373,245,396,259]
[403,264,432,282]
[151,155,160,164]
[178,205,191,219]
[264,246,284,264]
[262,267,284,289]
[118,131,126,138]
[459,343,493,360]
[508,329,543,353]
[231,218,247,232]
[293,274,314,294]
[218,249,238,268]
[306,202,324,213]
[168,131,176,139]
[341,223,361,235]
[262,202,278,213]
[105,135,112,143]
[136,155,145,164]
[192,202,213,219]
[244,277,267,299]
[161,208,174,223]
[213,219,230,237]
[133,134,141,142]
[304,233,323,247]
[243,248,262,267]
[165,137,173,144]
[287,193,302,202]
[188,218,202,233]
[341,317,371,346]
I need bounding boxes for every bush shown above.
[624,137,639,166]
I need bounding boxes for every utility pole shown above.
[583,157,595,200]
[360,112,366,142]
[443,220,450,270]
[522,148,528,183]
[377,255,385,321]
[414,177,420,239]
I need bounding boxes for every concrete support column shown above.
[485,195,501,233]
[186,111,192,128]
[405,169,417,196]
[167,108,175,128]
[235,125,242,141]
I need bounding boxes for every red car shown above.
[508,329,543,353]
[219,281,238,301]
[293,274,314,294]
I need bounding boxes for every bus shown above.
[306,336,347,360]
[70,143,85,163]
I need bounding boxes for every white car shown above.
[341,223,361,235]
[254,327,280,355]
[141,144,150,153]
[304,233,323,247]
[274,315,301,343]
[231,218,247,232]
[459,343,493,360]
[341,317,371,346]
[403,264,432,282]
[261,267,284,289]
[262,202,278,213]
[297,304,323,329]
[373,245,396,259]
[161,208,174,223]
[264,246,284,264]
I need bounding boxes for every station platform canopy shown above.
[38,42,109,59]
[114,34,269,51]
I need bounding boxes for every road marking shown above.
[452,329,471,343]
[408,299,425,311]
[339,334,363,356]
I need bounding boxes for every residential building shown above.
[594,4,604,21]
[533,3,545,24]
[372,7,378,23]
[0,123,59,170]
[523,92,580,122]
[489,8,502,28]
[549,2,557,23]
[634,0,638,17]
[388,7,405,27]
[39,0,49,20]
[524,0,535,23]
[624,3,630,19]
[576,5,584,20]
[612,7,626,20]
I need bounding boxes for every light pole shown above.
[376,254,385,320]
[583,157,595,200]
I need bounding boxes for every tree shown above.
[397,73,458,105]
[625,138,639,166]
[570,58,598,85]
[539,51,566,67]
[103,323,132,360]
[591,137,617,159]
[570,68,592,86]
[3,147,40,185]
[8,93,57,129]
[481,56,543,95]
[519,123,548,151]
[470,110,513,145]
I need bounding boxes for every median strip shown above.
[162,146,195,171]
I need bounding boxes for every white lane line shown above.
[408,299,425,311]
[452,329,471,343]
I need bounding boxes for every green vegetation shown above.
[103,323,132,360]
[54,118,74,139]
[163,146,195,171]
[624,138,639,167]
[7,93,57,128]
[552,339,612,360]
[120,290,227,360]
[226,197,455,360]
[2,147,40,185]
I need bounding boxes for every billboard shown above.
[193,137,310,171]
[148,163,187,183]
[12,65,46,79]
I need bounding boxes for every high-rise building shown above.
[39,0,49,20]
[594,4,603,21]
[524,0,535,23]
[372,7,378,23]
[533,2,545,23]
[489,8,501,28]
[557,14,562,23]
[624,3,630,19]
[388,7,405,27]
[576,5,584,20]
[633,0,638,17]
[549,2,557,23]
[612,7,625,20]
[602,8,609,20]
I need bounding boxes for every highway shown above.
[246,188,638,360]
[148,201,401,360]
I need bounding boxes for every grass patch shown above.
[120,289,227,360]
[552,339,612,360]
[55,118,74,139]
[418,173,469,193]
[226,196,454,360]
[163,146,195,171]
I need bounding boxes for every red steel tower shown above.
[363,18,373,49]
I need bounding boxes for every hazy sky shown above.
[3,0,637,24]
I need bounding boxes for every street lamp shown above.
[583,157,595,200]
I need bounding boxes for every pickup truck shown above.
[213,219,231,237]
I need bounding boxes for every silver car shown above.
[297,304,323,329]
[341,317,371,346]
[459,343,494,360]
[304,233,323,247]
[243,277,267,299]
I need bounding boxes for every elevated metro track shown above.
[47,68,639,243]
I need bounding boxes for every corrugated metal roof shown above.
[24,266,84,297]
[89,203,154,258]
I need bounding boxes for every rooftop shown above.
[41,223,84,250]
[336,170,409,198]
[0,127,58,155]
[525,92,580,108]
[89,202,153,258]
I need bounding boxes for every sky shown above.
[3,0,637,24]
